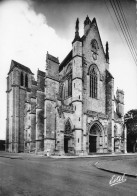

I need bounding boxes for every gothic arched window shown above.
[64,74,72,99]
[90,68,98,98]
[68,74,72,97]
[20,72,24,86]
[64,120,72,134]
[25,74,28,88]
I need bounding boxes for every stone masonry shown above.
[6,16,126,155]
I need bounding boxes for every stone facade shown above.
[6,16,126,155]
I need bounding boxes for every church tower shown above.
[72,18,83,154]
[6,60,33,152]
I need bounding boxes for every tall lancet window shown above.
[25,74,28,88]
[20,72,24,86]
[90,68,98,98]
[68,74,72,97]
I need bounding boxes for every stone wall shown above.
[44,54,59,154]
[36,70,45,151]
[106,71,114,152]
[19,87,26,152]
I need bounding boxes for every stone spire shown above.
[84,15,91,26]
[72,18,81,44]
[76,18,79,32]
[105,41,109,63]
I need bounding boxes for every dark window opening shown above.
[20,72,24,86]
[25,74,28,88]
[68,74,72,97]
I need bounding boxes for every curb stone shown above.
[95,161,137,178]
[50,153,137,159]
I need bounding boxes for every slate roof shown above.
[47,53,59,64]
[59,50,72,72]
[8,60,33,75]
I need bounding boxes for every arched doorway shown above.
[89,123,103,153]
[64,119,73,154]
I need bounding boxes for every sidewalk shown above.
[50,152,137,159]
[1,151,137,160]
[95,158,137,178]
[0,151,44,159]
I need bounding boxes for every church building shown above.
[6,16,126,155]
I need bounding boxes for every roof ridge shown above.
[8,60,33,75]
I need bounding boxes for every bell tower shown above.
[6,60,33,152]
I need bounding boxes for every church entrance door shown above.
[64,119,73,154]
[89,136,97,153]
[64,137,69,153]
[89,122,103,153]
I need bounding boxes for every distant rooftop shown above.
[37,69,45,77]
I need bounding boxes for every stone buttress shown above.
[44,53,59,154]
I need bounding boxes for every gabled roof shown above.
[82,17,106,57]
[47,53,59,64]
[8,60,33,75]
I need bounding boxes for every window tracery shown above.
[90,68,98,98]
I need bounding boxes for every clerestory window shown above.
[64,74,72,99]
[68,74,72,97]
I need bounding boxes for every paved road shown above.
[0,155,137,196]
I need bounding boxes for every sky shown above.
[0,0,137,140]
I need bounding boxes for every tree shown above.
[124,109,137,152]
